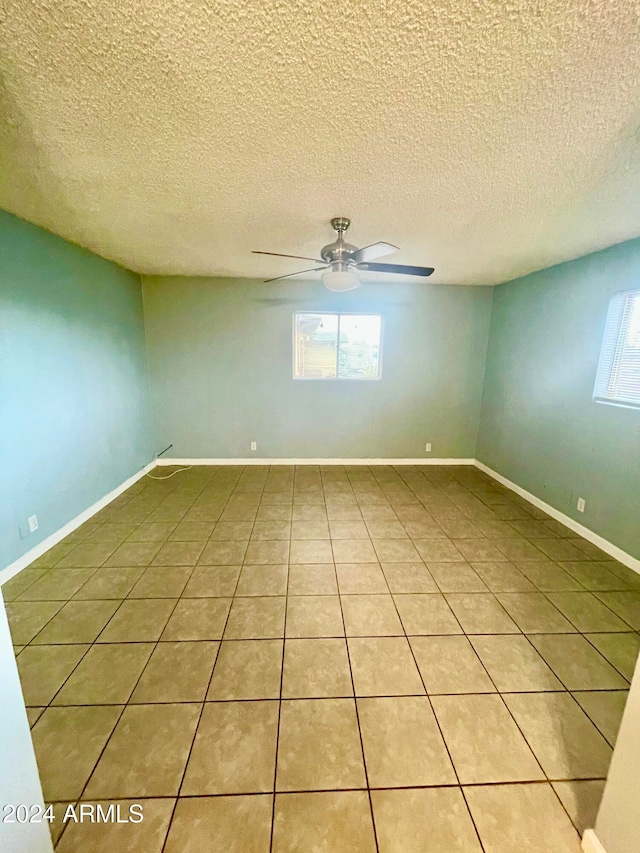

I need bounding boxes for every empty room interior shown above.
[1,2,640,852]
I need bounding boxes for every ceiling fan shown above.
[253,217,435,291]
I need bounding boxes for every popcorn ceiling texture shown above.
[1,0,640,285]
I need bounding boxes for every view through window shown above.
[293,313,383,379]
[594,288,640,407]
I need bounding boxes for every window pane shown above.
[293,313,338,378]
[594,290,640,407]
[337,315,382,379]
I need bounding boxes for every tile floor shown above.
[3,464,640,852]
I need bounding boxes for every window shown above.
[293,313,383,380]
[594,289,640,408]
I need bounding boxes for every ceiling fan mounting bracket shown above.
[330,216,351,235]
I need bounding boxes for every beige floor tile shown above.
[17,568,95,601]
[504,693,613,779]
[150,541,205,566]
[169,521,215,541]
[496,593,576,633]
[224,597,286,639]
[128,566,192,598]
[348,637,425,696]
[286,595,345,638]
[449,539,507,562]
[45,801,74,845]
[529,634,629,690]
[182,701,278,794]
[424,563,488,593]
[251,521,292,540]
[5,600,64,645]
[127,522,177,542]
[558,561,631,591]
[208,640,282,699]
[34,600,121,644]
[431,694,544,784]
[244,540,290,565]
[56,798,174,853]
[273,791,376,853]
[402,518,446,538]
[16,645,88,706]
[101,542,161,567]
[470,561,536,592]
[332,539,378,563]
[1,568,48,601]
[586,632,640,680]
[336,563,388,593]
[372,787,483,853]
[446,594,519,634]
[546,592,630,632]
[330,520,370,539]
[593,592,640,630]
[341,594,403,636]
[492,537,546,562]
[29,542,77,569]
[164,795,273,853]
[210,522,254,540]
[161,598,231,640]
[32,705,122,800]
[394,593,462,635]
[552,780,606,834]
[199,540,249,565]
[289,539,334,563]
[287,564,338,595]
[131,641,218,702]
[97,599,175,642]
[365,519,409,538]
[413,539,465,562]
[470,635,563,691]
[514,561,584,591]
[572,690,629,745]
[53,642,154,704]
[72,567,145,599]
[181,565,240,597]
[282,638,353,698]
[290,519,330,539]
[219,506,259,522]
[56,543,117,568]
[85,703,201,797]
[465,783,581,853]
[410,636,495,693]
[26,707,45,727]
[358,696,456,787]
[438,517,485,539]
[236,564,288,596]
[530,538,585,562]
[276,698,366,791]
[258,506,293,522]
[372,539,421,562]
[381,563,437,593]
[291,506,327,522]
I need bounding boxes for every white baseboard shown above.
[156,457,476,466]
[0,462,156,586]
[581,829,608,853]
[475,461,640,574]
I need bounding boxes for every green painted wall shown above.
[142,277,493,460]
[477,240,640,560]
[0,211,154,571]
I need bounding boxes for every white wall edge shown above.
[0,462,156,586]
[156,457,477,466]
[475,460,640,574]
[581,829,608,853]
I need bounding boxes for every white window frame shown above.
[292,311,384,381]
[593,288,640,410]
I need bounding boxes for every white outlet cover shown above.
[425,443,432,452]
[250,442,257,451]
[28,514,38,532]
[577,498,586,512]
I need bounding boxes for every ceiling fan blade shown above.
[253,250,325,263]
[351,242,399,263]
[264,266,328,283]
[356,262,435,277]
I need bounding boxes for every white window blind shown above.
[593,289,640,408]
[293,313,382,380]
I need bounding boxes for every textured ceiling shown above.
[1,1,640,286]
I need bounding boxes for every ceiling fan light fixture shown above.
[321,268,361,292]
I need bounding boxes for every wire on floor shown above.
[144,466,193,480]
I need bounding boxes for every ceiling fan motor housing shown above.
[321,216,358,265]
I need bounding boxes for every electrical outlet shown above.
[250,441,257,451]
[28,514,39,533]
[577,498,585,513]
[425,443,432,452]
